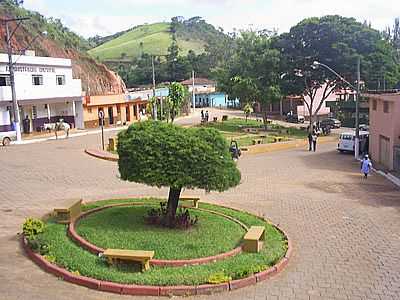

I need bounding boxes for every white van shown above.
[338,131,369,153]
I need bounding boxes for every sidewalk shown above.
[11,112,199,145]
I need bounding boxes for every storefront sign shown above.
[4,65,55,73]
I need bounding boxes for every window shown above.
[383,101,389,113]
[0,75,11,86]
[87,108,92,113]
[32,75,43,86]
[372,100,377,111]
[56,75,65,85]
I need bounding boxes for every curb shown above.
[84,149,118,162]
[22,201,293,296]
[68,203,243,267]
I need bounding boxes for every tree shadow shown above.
[300,148,400,211]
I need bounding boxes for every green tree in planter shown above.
[117,121,241,221]
[168,82,187,123]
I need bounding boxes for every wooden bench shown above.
[54,199,82,224]
[108,137,118,152]
[103,249,155,271]
[252,139,263,145]
[243,127,259,134]
[222,115,228,121]
[273,136,284,143]
[243,226,265,253]
[179,197,200,208]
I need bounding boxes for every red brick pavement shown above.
[0,127,399,300]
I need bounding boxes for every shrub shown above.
[27,236,50,255]
[144,202,198,229]
[22,218,45,239]
[207,272,232,284]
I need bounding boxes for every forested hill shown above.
[88,17,228,61]
[0,0,126,95]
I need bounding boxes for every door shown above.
[394,146,400,172]
[126,105,130,122]
[108,107,114,125]
[379,135,390,169]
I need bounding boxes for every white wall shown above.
[0,106,10,126]
[0,54,81,102]
[299,84,333,117]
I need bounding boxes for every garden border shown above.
[68,203,246,267]
[22,200,292,296]
[85,149,118,162]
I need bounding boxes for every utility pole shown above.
[4,17,30,142]
[151,55,157,120]
[354,57,361,160]
[192,70,195,113]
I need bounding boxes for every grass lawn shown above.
[76,205,245,259]
[200,118,308,147]
[88,22,205,61]
[38,199,287,286]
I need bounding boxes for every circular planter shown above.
[22,201,292,296]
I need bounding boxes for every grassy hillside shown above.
[0,0,126,95]
[88,22,206,61]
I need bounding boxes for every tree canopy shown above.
[273,15,400,128]
[168,82,187,123]
[117,121,241,217]
[214,30,281,125]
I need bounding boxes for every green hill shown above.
[88,22,206,61]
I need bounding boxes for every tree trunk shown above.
[309,107,314,134]
[263,106,268,132]
[167,187,181,220]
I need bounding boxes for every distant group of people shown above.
[201,110,209,123]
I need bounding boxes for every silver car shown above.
[1,130,17,146]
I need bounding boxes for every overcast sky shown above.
[23,0,400,38]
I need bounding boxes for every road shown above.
[0,113,398,300]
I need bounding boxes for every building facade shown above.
[367,91,400,172]
[0,52,83,133]
[83,94,147,128]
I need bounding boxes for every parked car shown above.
[320,118,341,128]
[286,114,305,123]
[337,131,369,153]
[0,130,17,146]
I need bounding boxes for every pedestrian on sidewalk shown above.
[205,111,209,122]
[308,132,313,151]
[312,131,318,152]
[361,155,372,179]
[201,110,204,122]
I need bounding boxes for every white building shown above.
[0,52,83,134]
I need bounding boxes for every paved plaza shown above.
[0,120,399,300]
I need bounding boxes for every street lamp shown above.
[312,59,361,159]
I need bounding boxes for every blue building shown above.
[195,92,239,108]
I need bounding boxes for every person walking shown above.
[361,155,372,179]
[201,110,204,123]
[205,111,209,122]
[312,131,318,152]
[308,132,313,151]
